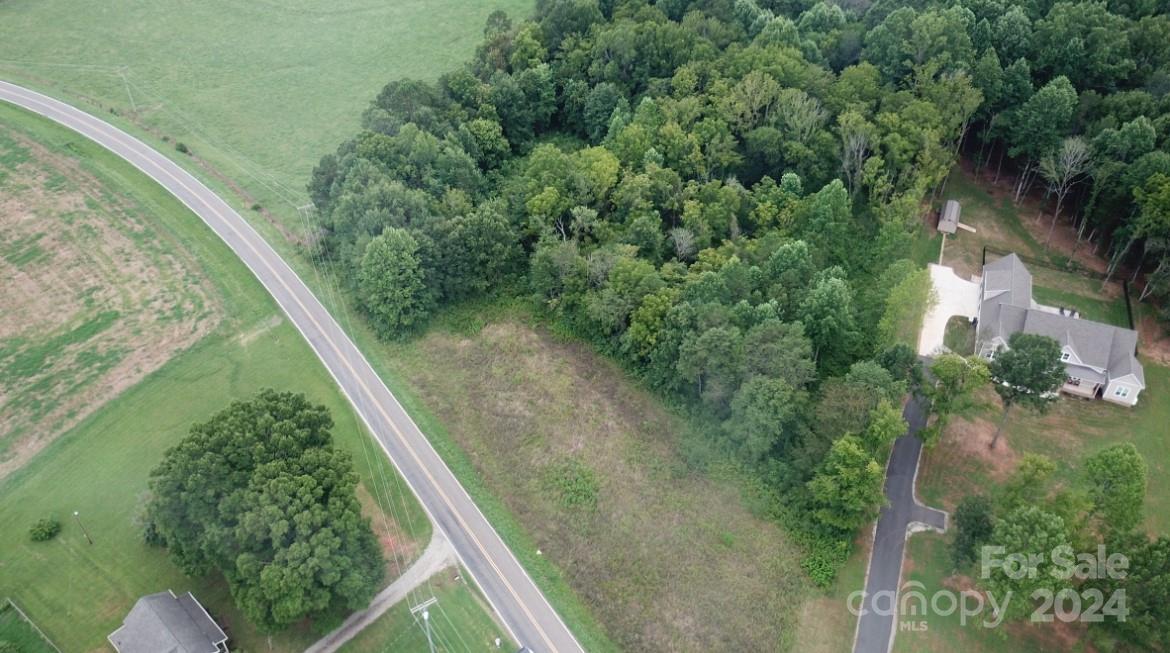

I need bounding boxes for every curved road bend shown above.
[0,80,583,653]
[852,394,948,653]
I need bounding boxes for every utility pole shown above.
[410,597,438,653]
[73,511,93,545]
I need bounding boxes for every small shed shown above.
[938,200,961,234]
[108,590,228,653]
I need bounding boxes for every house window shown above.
[1114,386,1130,398]
[1060,351,1071,362]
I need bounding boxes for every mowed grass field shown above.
[0,104,437,652]
[0,0,532,243]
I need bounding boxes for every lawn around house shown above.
[0,103,437,652]
[907,362,1170,652]
[892,534,1096,653]
[943,315,976,356]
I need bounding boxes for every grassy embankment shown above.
[0,103,457,653]
[339,569,509,653]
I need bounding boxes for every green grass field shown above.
[364,301,820,652]
[0,602,58,653]
[0,103,440,652]
[339,570,512,653]
[0,0,532,242]
[1031,284,1132,329]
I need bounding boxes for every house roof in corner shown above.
[108,590,226,653]
[977,253,1144,389]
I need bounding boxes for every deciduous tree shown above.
[145,391,384,631]
[358,228,434,336]
[808,435,885,533]
[988,333,1066,448]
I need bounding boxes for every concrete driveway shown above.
[917,264,981,356]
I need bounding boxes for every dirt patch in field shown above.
[0,126,221,478]
[356,484,420,579]
[1136,313,1170,365]
[1005,618,1096,653]
[391,320,808,652]
[948,416,1019,480]
[918,409,1021,512]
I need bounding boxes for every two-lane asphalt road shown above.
[0,80,583,653]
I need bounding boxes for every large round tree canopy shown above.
[145,389,384,631]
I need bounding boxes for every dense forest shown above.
[307,0,1170,591]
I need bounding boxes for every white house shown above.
[975,254,1145,406]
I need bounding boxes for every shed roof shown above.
[938,200,961,234]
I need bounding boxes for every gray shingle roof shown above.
[982,253,1032,307]
[939,200,961,234]
[976,253,1144,390]
[108,591,226,653]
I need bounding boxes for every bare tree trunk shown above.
[1131,248,1149,283]
[1045,193,1066,249]
[1139,258,1168,301]
[993,146,1006,184]
[976,133,990,175]
[1014,164,1036,204]
[937,173,952,206]
[976,118,996,175]
[1069,214,1090,261]
[990,404,1011,449]
[1104,236,1136,285]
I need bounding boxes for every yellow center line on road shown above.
[0,83,574,653]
